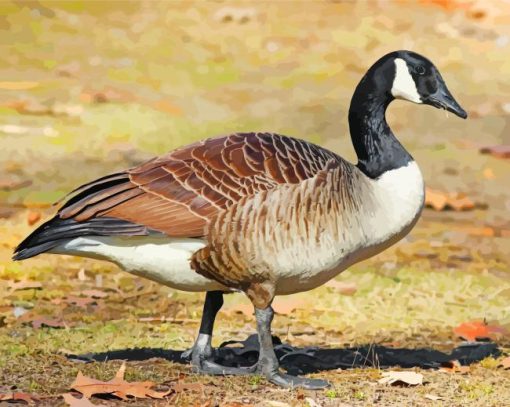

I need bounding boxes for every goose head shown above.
[349,50,467,178]
[387,50,467,119]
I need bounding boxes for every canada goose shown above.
[14,50,466,388]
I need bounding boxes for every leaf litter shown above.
[453,320,508,342]
[0,392,39,405]
[70,362,172,400]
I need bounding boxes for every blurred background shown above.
[1,1,510,404]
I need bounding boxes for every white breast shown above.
[274,161,424,294]
[51,235,226,292]
[364,160,425,247]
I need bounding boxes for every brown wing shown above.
[57,132,343,237]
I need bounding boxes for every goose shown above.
[13,50,467,389]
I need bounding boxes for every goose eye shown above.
[415,65,426,75]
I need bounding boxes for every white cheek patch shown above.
[391,58,422,104]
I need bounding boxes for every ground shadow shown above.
[68,334,500,375]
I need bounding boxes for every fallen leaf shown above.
[425,187,476,211]
[480,145,510,159]
[0,392,39,404]
[27,211,41,226]
[378,371,423,386]
[453,320,507,342]
[71,362,171,400]
[498,356,510,369]
[439,360,470,374]
[62,393,106,407]
[325,280,357,295]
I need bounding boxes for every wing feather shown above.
[54,132,344,237]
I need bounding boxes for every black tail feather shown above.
[13,216,149,261]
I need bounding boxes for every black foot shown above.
[192,359,257,376]
[266,372,330,389]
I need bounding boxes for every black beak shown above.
[424,81,467,119]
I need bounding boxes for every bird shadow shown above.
[67,334,500,376]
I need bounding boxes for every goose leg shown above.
[188,291,257,376]
[254,306,330,389]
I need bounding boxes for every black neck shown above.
[348,73,413,179]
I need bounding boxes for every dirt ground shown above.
[1,1,510,406]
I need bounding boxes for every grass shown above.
[1,213,510,405]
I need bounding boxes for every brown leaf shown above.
[62,393,106,407]
[378,371,423,386]
[425,188,476,211]
[439,360,470,374]
[325,280,357,295]
[453,320,508,342]
[498,356,510,369]
[71,362,172,400]
[0,392,39,404]
[480,145,510,159]
[27,211,41,226]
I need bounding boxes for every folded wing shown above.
[56,132,343,237]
